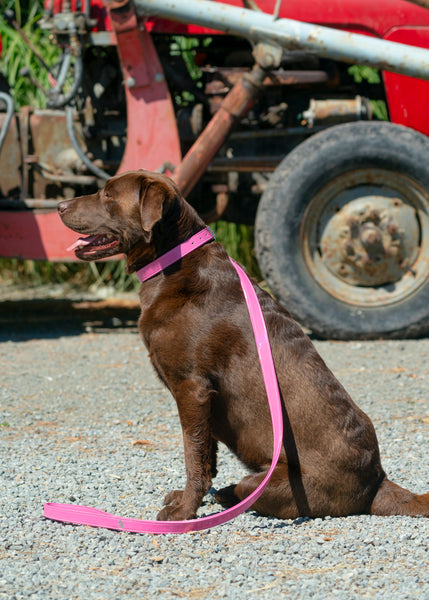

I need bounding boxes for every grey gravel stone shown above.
[0,320,428,599]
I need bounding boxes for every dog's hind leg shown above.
[370,477,429,517]
[215,464,309,520]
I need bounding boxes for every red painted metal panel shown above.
[0,211,83,261]
[108,4,182,173]
[382,27,429,136]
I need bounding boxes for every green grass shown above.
[211,221,261,278]
[0,257,139,292]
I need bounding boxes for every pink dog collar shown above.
[135,227,215,282]
[44,229,283,533]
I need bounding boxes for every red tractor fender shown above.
[383,26,429,136]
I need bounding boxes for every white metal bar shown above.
[134,0,429,81]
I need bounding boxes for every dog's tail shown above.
[370,477,429,517]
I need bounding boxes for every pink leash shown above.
[44,228,283,533]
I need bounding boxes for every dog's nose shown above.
[57,200,69,214]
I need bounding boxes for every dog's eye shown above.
[102,191,119,217]
[102,191,115,208]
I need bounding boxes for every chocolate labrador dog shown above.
[58,169,429,521]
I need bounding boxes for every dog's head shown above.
[58,170,180,263]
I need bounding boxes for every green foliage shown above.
[0,0,58,108]
[169,36,204,107]
[211,221,261,278]
[3,0,41,26]
[170,36,203,82]
[348,64,381,84]
[348,65,389,121]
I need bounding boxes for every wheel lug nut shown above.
[343,242,355,256]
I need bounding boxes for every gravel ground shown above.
[1,295,428,599]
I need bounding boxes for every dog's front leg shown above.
[157,380,215,521]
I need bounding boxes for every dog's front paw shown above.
[163,489,184,507]
[157,503,196,521]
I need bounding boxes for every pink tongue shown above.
[67,235,98,252]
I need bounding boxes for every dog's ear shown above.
[139,180,167,241]
[138,173,180,242]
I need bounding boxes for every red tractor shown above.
[2,0,429,339]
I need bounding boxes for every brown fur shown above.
[58,169,429,521]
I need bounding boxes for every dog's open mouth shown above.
[67,233,120,259]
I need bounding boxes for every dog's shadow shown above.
[0,296,141,342]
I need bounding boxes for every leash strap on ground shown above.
[44,232,284,534]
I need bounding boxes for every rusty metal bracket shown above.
[19,106,33,202]
[0,92,14,157]
[107,1,152,88]
[172,64,267,198]
[253,41,283,70]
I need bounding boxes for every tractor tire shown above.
[255,121,429,339]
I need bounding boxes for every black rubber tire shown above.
[255,121,429,340]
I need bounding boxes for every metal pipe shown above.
[205,67,332,87]
[65,106,110,180]
[208,155,284,172]
[51,50,72,96]
[0,198,60,209]
[273,0,282,20]
[132,0,429,81]
[47,20,84,108]
[38,168,97,185]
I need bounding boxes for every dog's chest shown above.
[137,292,199,381]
